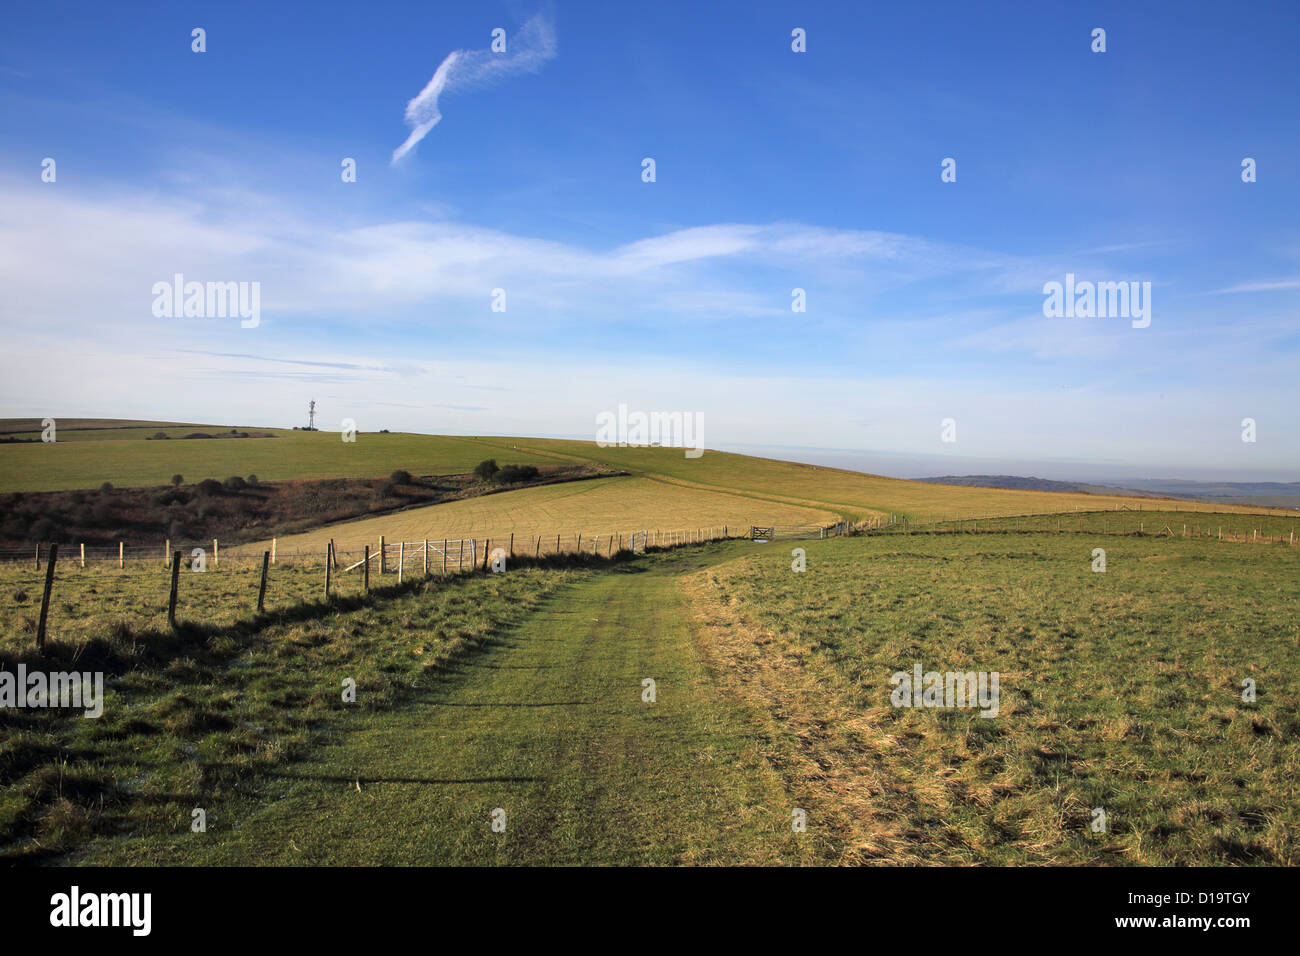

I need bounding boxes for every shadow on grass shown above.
[269,771,544,786]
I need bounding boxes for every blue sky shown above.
[1,0,1297,479]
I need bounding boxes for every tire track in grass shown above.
[84,546,808,865]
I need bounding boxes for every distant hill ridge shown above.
[919,475,1300,510]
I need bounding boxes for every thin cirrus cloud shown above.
[391,12,558,164]
[1198,278,1300,295]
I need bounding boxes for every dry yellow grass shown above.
[489,437,1291,522]
[246,475,837,554]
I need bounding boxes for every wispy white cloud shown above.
[392,12,557,164]
[1199,277,1300,295]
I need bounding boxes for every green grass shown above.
[4,421,1289,530]
[686,532,1300,864]
[0,561,583,861]
[4,529,1297,865]
[0,428,556,493]
[3,545,806,865]
[902,508,1300,541]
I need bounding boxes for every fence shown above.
[867,509,1299,546]
[3,524,757,650]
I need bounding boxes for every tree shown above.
[495,464,539,485]
[171,474,184,487]
[473,459,499,480]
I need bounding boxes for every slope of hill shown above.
[918,475,1162,497]
[0,421,1289,542]
[919,475,1300,511]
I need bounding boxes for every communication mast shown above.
[308,399,316,431]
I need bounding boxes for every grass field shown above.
[911,509,1300,541]
[3,526,1296,865]
[0,426,557,493]
[250,475,837,553]
[686,533,1300,864]
[3,421,1290,529]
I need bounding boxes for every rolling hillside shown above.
[0,421,1289,546]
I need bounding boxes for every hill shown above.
[0,421,1290,552]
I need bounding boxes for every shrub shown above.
[197,479,223,497]
[99,481,114,492]
[495,464,540,485]
[375,481,397,498]
[473,459,499,481]
[171,474,184,487]
[246,474,259,486]
[224,475,247,491]
[389,469,412,485]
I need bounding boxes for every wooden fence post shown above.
[556,533,560,554]
[34,544,40,570]
[119,541,124,569]
[363,546,370,591]
[80,542,85,568]
[424,539,429,576]
[483,538,490,573]
[324,541,332,601]
[535,536,541,559]
[398,541,404,583]
[271,537,277,564]
[257,550,270,611]
[167,551,182,629]
[36,543,58,649]
[509,533,514,558]
[576,533,581,554]
[165,539,171,567]
[213,538,219,569]
[379,536,386,574]
[443,539,448,574]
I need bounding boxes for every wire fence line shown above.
[0,524,765,574]
[868,509,1299,546]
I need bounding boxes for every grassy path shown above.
[85,545,808,865]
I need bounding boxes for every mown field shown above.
[251,475,836,553]
[686,531,1300,865]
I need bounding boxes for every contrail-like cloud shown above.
[391,12,557,164]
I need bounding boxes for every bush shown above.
[375,481,397,499]
[473,459,499,481]
[197,479,223,497]
[389,469,412,485]
[495,464,540,485]
[246,474,259,486]
[171,474,183,487]
[99,481,114,493]
[224,475,247,491]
